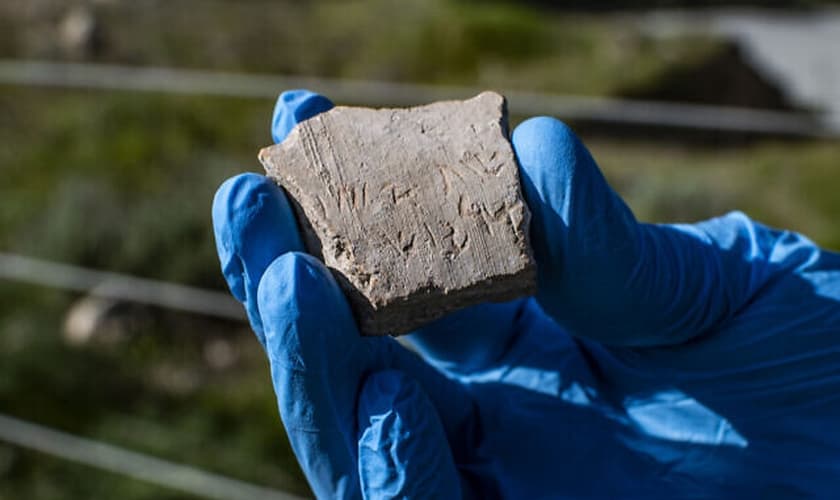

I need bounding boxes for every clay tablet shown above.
[259,91,535,335]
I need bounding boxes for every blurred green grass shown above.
[1,1,839,499]
[596,139,840,250]
[0,87,312,498]
[0,279,311,498]
[1,0,721,95]
[3,86,839,499]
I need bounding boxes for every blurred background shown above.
[1,0,839,498]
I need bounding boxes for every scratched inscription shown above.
[259,92,535,335]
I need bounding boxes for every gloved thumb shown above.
[512,117,739,346]
[357,370,462,500]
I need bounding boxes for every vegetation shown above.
[1,1,838,499]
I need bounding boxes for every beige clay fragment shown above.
[259,91,535,335]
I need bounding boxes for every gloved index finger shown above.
[511,116,761,347]
[212,173,303,345]
[213,89,332,343]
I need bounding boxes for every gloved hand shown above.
[213,90,840,498]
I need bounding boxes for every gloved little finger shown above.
[358,370,462,500]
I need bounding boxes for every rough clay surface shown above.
[259,92,536,335]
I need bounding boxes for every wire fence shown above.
[0,253,246,322]
[0,254,293,498]
[0,59,834,136]
[0,413,304,500]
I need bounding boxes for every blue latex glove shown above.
[213,90,840,498]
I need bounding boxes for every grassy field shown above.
[2,0,722,95]
[1,1,839,499]
[2,85,839,499]
[0,88,309,498]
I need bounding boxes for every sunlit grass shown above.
[591,138,840,250]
